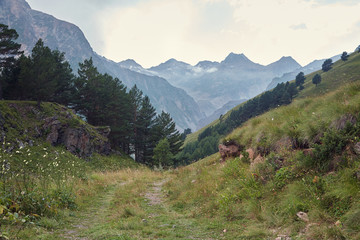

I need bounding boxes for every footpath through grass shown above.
[5,168,238,240]
[54,169,233,240]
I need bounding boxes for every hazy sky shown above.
[26,0,360,68]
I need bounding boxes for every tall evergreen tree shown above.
[295,72,305,87]
[129,85,143,155]
[0,24,22,99]
[136,96,156,164]
[152,111,183,157]
[74,58,133,151]
[17,39,74,106]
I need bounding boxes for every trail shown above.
[55,174,220,240]
[61,182,126,240]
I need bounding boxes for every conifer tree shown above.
[17,39,74,106]
[341,51,349,61]
[312,74,321,86]
[136,96,156,164]
[152,111,183,157]
[295,72,305,87]
[0,24,22,99]
[322,59,333,72]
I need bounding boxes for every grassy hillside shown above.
[164,52,360,239]
[0,101,138,239]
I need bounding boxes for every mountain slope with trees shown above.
[0,0,203,131]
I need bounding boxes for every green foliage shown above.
[274,167,294,189]
[180,81,300,162]
[312,73,322,86]
[322,58,333,72]
[73,58,132,152]
[306,120,360,172]
[153,138,173,167]
[0,23,22,69]
[0,143,85,218]
[151,111,183,157]
[14,39,75,106]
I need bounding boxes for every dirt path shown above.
[144,179,168,206]
[61,182,126,240]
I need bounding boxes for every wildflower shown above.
[16,151,20,153]
[28,153,31,156]
[43,147,47,150]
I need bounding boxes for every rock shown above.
[250,154,265,171]
[95,126,111,138]
[330,113,357,131]
[246,148,255,160]
[354,142,360,155]
[296,211,309,222]
[354,171,360,181]
[219,143,241,161]
[62,127,111,158]
[302,148,314,157]
[43,117,62,144]
[335,220,342,227]
[276,235,291,240]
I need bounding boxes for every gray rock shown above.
[297,211,309,222]
[354,142,360,155]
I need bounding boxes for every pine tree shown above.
[136,96,156,164]
[295,72,305,87]
[0,24,22,99]
[322,59,333,72]
[129,85,144,157]
[74,58,133,151]
[17,39,74,107]
[312,74,321,86]
[152,111,183,156]
[341,51,349,61]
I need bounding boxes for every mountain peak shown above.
[222,52,251,64]
[118,59,142,69]
[149,58,190,71]
[268,56,301,69]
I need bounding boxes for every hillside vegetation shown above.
[164,52,360,239]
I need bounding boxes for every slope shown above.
[165,51,360,239]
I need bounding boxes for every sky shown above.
[26,0,360,68]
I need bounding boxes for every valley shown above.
[1,0,360,239]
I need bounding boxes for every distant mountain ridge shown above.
[115,53,302,118]
[266,54,342,90]
[0,0,204,131]
[147,53,301,116]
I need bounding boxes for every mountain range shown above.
[1,0,341,131]
[0,0,204,131]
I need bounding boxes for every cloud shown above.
[290,23,307,30]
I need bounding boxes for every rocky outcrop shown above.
[330,113,357,131]
[219,142,241,161]
[0,101,111,158]
[42,116,111,158]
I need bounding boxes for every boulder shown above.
[219,143,240,161]
[42,115,111,157]
[330,113,357,131]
